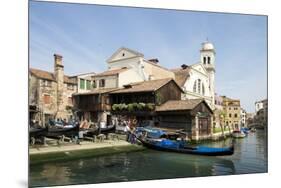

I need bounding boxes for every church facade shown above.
[95,41,216,109]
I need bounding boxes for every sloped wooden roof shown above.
[30,68,77,84]
[156,99,205,112]
[171,68,190,87]
[110,78,183,94]
[72,88,121,96]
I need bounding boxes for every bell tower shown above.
[200,40,216,108]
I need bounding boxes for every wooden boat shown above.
[232,130,246,138]
[29,126,48,138]
[84,124,116,137]
[29,126,48,145]
[46,124,79,138]
[137,137,234,156]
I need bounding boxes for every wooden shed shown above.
[156,99,213,140]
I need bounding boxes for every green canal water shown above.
[30,130,267,187]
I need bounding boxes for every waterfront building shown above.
[254,99,268,128]
[255,100,264,114]
[212,93,224,129]
[221,96,241,130]
[240,108,247,127]
[73,78,213,140]
[76,72,96,93]
[29,54,95,125]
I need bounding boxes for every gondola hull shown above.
[46,125,79,138]
[29,127,48,138]
[138,138,234,156]
[84,125,116,137]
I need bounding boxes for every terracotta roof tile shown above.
[171,68,190,87]
[30,68,77,84]
[72,88,121,96]
[156,99,204,112]
[110,78,181,94]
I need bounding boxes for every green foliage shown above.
[146,103,155,111]
[112,103,155,112]
[138,103,146,110]
[112,104,118,111]
[127,104,134,112]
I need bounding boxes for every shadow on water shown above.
[30,130,267,187]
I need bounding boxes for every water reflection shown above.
[30,130,267,187]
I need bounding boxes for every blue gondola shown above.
[136,127,234,156]
[138,137,234,156]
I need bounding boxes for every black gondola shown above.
[83,124,116,137]
[29,126,48,138]
[46,124,79,138]
[29,126,48,145]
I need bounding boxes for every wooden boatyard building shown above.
[73,78,213,140]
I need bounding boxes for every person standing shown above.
[124,121,131,142]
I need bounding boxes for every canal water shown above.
[30,130,267,187]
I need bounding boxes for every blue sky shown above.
[29,1,267,113]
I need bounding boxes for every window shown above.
[42,80,52,87]
[86,80,91,90]
[202,83,205,96]
[43,94,51,104]
[197,79,201,94]
[193,80,197,92]
[234,114,238,118]
[203,57,206,64]
[99,79,105,87]
[80,79,85,89]
[229,107,231,110]
[92,80,96,88]
[208,57,211,64]
[229,113,232,118]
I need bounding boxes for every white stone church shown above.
[85,41,216,109]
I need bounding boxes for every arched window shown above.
[193,80,197,93]
[197,79,201,94]
[202,83,205,96]
[208,57,211,64]
[203,57,206,64]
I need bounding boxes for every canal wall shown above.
[30,140,145,165]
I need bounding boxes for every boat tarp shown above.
[136,126,166,138]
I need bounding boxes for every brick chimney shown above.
[54,54,65,119]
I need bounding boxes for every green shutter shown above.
[86,80,91,90]
[80,79,85,89]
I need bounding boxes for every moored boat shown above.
[83,124,116,137]
[135,127,234,156]
[232,130,246,138]
[46,124,79,138]
[137,137,234,156]
[29,126,48,138]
